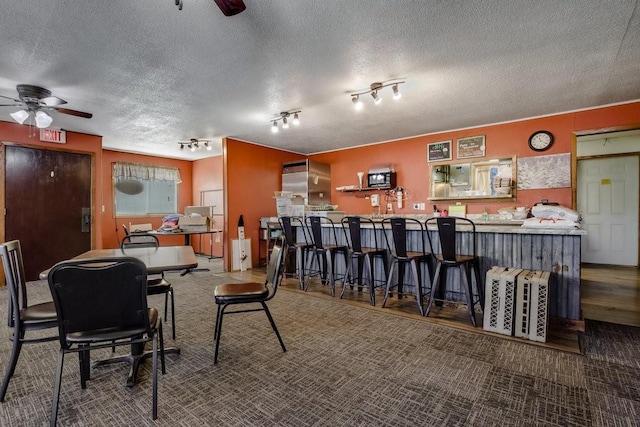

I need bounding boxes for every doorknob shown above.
[81,207,91,233]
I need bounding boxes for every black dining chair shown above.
[340,216,389,305]
[0,240,58,402]
[213,238,287,364]
[120,234,176,339]
[47,257,165,426]
[424,217,484,326]
[381,217,433,315]
[279,216,314,290]
[304,216,350,296]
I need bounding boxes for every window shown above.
[113,162,181,216]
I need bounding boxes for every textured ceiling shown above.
[0,0,639,160]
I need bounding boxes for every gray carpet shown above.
[0,268,639,426]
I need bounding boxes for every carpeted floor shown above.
[0,268,639,426]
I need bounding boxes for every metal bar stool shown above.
[304,216,349,296]
[424,217,484,326]
[381,217,433,315]
[340,216,389,306]
[279,216,313,290]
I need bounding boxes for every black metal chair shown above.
[340,216,389,305]
[47,257,165,426]
[120,234,176,339]
[213,238,287,364]
[381,217,433,315]
[0,240,58,402]
[424,217,484,327]
[279,216,314,290]
[304,216,350,296]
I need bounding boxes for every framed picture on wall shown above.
[427,140,452,162]
[457,135,485,159]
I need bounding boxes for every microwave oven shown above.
[367,171,397,188]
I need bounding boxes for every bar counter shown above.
[295,215,585,320]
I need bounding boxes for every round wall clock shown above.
[528,130,554,151]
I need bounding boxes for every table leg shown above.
[92,343,180,388]
[179,233,211,275]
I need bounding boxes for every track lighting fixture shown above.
[177,138,213,152]
[270,110,301,132]
[349,80,405,108]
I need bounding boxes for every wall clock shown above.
[528,130,554,152]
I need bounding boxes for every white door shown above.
[577,156,639,265]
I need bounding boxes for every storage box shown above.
[483,267,522,336]
[129,223,153,233]
[179,215,210,232]
[515,270,551,342]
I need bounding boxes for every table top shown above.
[39,245,198,279]
[149,229,221,236]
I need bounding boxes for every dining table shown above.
[40,245,198,387]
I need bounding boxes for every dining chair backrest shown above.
[381,217,427,258]
[425,217,477,261]
[263,237,286,301]
[0,240,27,328]
[120,233,160,249]
[122,224,130,236]
[341,216,379,252]
[47,257,150,350]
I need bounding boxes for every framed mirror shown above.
[429,156,515,201]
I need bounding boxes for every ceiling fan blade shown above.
[213,0,246,16]
[0,94,21,103]
[53,107,93,119]
[0,103,24,107]
[41,96,67,106]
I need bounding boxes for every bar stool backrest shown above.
[382,217,427,258]
[279,216,309,246]
[341,216,379,253]
[306,216,340,249]
[426,217,477,262]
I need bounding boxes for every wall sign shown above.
[427,140,452,162]
[40,128,66,144]
[456,135,485,159]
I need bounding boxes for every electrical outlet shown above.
[386,203,393,212]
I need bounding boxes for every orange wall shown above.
[0,121,104,247]
[224,138,304,271]
[192,155,224,256]
[101,150,193,249]
[311,102,640,215]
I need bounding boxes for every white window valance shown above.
[113,162,182,184]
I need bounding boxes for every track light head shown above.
[352,95,363,110]
[371,90,381,104]
[392,84,402,100]
[205,141,212,151]
[282,117,289,129]
[189,144,196,152]
[292,112,300,125]
[271,121,279,133]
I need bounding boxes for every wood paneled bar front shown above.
[294,218,586,320]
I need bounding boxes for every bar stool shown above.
[424,217,484,326]
[340,216,389,306]
[278,216,313,290]
[381,217,432,315]
[305,216,349,296]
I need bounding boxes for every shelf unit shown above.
[337,186,393,193]
[258,222,282,267]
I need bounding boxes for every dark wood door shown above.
[5,145,91,280]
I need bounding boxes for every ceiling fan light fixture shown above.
[35,110,53,128]
[10,109,29,125]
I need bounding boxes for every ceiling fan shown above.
[0,84,92,129]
